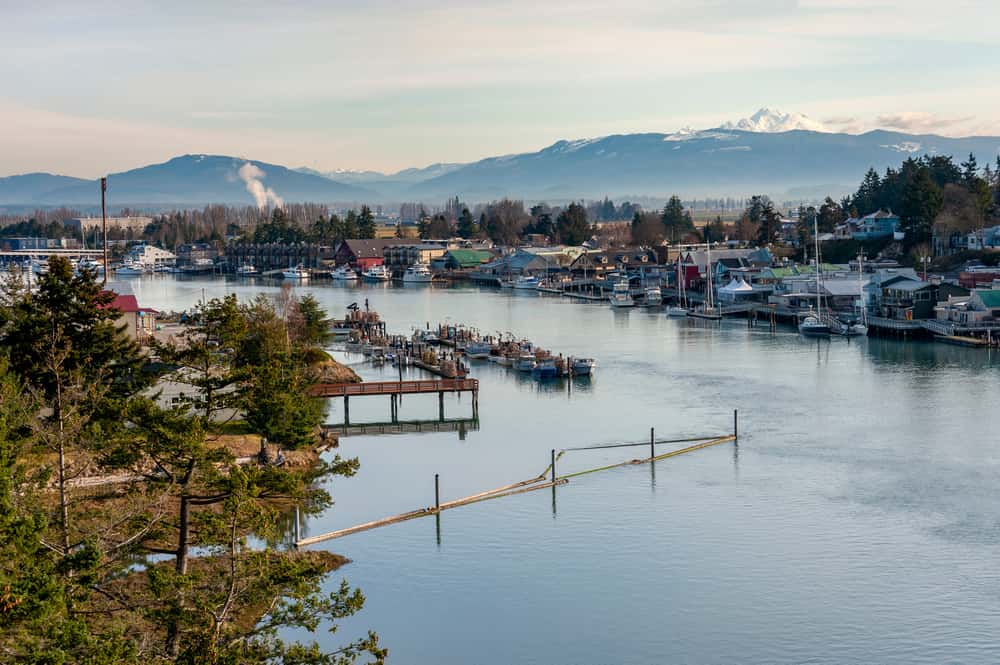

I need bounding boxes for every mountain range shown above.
[3,109,999,208]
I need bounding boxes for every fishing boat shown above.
[362,265,391,282]
[643,285,662,306]
[402,263,434,283]
[513,275,539,290]
[331,265,358,281]
[531,357,558,379]
[236,263,258,276]
[464,341,492,360]
[798,214,831,337]
[570,357,596,376]
[609,280,634,307]
[281,265,310,280]
[514,353,536,372]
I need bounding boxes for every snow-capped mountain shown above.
[721,108,829,133]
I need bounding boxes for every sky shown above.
[2,0,999,177]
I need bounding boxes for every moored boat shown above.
[402,263,434,283]
[609,280,634,307]
[570,357,596,376]
[531,357,558,379]
[331,265,359,281]
[236,263,258,276]
[362,265,391,282]
[464,341,492,359]
[513,275,540,290]
[514,353,536,372]
[643,285,662,306]
[281,264,310,280]
[798,310,831,336]
[665,306,688,317]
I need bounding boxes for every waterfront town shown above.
[5,174,1000,348]
[6,3,1000,663]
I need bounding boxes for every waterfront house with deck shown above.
[332,239,411,271]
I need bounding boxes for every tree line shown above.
[0,259,385,663]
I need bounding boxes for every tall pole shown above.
[101,177,108,285]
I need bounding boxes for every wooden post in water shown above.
[550,449,556,482]
[438,391,444,421]
[344,395,350,425]
[733,409,739,442]
[434,474,440,513]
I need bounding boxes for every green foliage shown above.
[296,294,333,347]
[660,195,693,241]
[555,202,591,245]
[0,256,151,402]
[243,360,324,449]
[253,208,306,244]
[357,206,376,239]
[456,207,478,238]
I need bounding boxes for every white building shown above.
[126,244,176,268]
[65,216,153,234]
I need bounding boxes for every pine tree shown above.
[357,205,376,239]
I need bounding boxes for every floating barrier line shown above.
[563,434,729,452]
[295,433,736,548]
[557,435,736,480]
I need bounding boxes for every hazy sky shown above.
[3,0,999,177]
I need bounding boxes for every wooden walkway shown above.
[309,378,478,397]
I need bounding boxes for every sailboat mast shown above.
[813,214,821,313]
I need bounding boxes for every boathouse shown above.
[333,239,412,271]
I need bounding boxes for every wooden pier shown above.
[323,417,480,437]
[309,378,479,424]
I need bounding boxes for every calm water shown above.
[135,275,1000,665]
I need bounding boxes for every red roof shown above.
[100,292,158,315]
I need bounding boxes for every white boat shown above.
[362,265,391,282]
[666,306,688,317]
[514,353,536,372]
[643,285,662,306]
[513,275,539,290]
[609,280,634,307]
[402,263,434,283]
[76,258,104,275]
[236,263,258,276]
[570,357,596,376]
[798,310,831,336]
[331,265,358,281]
[281,265,310,280]
[181,258,215,274]
[799,213,830,337]
[30,259,49,275]
[115,261,144,276]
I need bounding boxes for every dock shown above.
[309,378,479,423]
[322,417,479,438]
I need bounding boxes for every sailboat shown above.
[798,215,832,336]
[689,243,721,320]
[842,253,868,336]
[666,253,688,317]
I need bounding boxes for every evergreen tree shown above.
[457,207,478,238]
[555,202,592,245]
[898,165,944,247]
[357,205,376,239]
[660,196,692,241]
[343,210,359,239]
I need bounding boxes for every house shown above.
[332,239,412,270]
[100,282,157,344]
[879,278,936,320]
[851,210,900,240]
[569,248,657,277]
[439,249,493,271]
[65,216,152,235]
[935,289,1000,325]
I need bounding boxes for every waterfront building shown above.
[437,249,494,271]
[177,242,218,267]
[332,239,412,271]
[64,216,153,235]
[125,244,176,269]
[382,243,446,271]
[849,210,901,241]
[225,241,330,271]
[99,281,157,344]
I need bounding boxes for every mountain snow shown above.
[720,108,828,133]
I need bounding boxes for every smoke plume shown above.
[238,162,284,209]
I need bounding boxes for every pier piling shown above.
[434,473,440,513]
[438,391,444,421]
[344,395,350,425]
[733,409,739,442]
[551,449,556,482]
[650,427,655,459]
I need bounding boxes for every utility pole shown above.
[101,177,108,285]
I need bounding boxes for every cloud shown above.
[189,111,273,120]
[875,112,976,134]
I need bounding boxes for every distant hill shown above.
[5,119,1000,207]
[0,173,91,204]
[402,128,1000,201]
[0,155,374,206]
